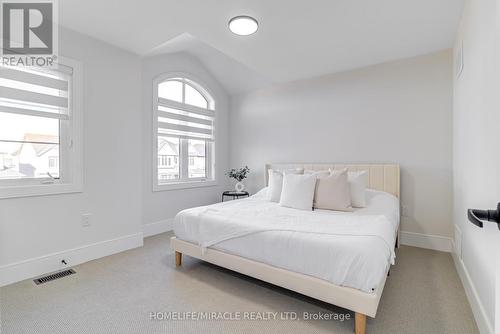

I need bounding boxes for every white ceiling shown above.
[148,33,273,95]
[60,0,464,92]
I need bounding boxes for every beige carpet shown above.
[0,232,478,334]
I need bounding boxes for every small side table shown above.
[222,191,250,202]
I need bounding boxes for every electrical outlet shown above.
[401,205,410,217]
[82,213,92,227]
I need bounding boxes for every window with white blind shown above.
[153,75,216,190]
[0,58,83,198]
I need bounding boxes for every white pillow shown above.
[267,170,284,202]
[267,168,304,202]
[348,170,369,186]
[348,171,368,208]
[279,174,317,210]
[304,170,330,178]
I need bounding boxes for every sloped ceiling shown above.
[60,0,464,94]
[148,33,272,95]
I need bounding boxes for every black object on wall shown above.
[468,203,500,230]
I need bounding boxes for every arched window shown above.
[153,76,215,189]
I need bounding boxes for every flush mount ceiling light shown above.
[228,16,258,36]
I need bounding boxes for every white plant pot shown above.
[235,181,245,192]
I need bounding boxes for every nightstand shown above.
[222,191,250,202]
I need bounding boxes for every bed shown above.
[171,163,400,334]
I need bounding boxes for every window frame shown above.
[152,73,217,192]
[0,57,83,199]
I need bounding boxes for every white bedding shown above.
[174,188,400,293]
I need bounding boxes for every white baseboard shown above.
[0,233,143,287]
[452,252,494,334]
[143,218,174,238]
[400,231,453,252]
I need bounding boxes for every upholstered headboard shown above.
[265,163,400,199]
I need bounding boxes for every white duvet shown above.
[174,188,399,293]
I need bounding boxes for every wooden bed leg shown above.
[355,313,366,334]
[175,251,182,267]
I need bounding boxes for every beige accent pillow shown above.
[314,169,353,211]
[329,169,368,208]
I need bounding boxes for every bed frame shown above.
[171,163,400,334]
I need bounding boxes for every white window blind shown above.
[156,79,214,141]
[0,64,72,121]
[0,58,83,199]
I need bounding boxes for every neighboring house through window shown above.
[153,75,215,190]
[48,156,59,169]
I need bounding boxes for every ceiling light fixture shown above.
[228,16,258,36]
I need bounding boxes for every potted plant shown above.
[227,166,250,192]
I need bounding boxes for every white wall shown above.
[0,28,143,284]
[0,31,231,286]
[141,53,230,227]
[230,50,453,239]
[453,0,498,332]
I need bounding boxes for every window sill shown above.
[0,182,83,199]
[153,180,217,192]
